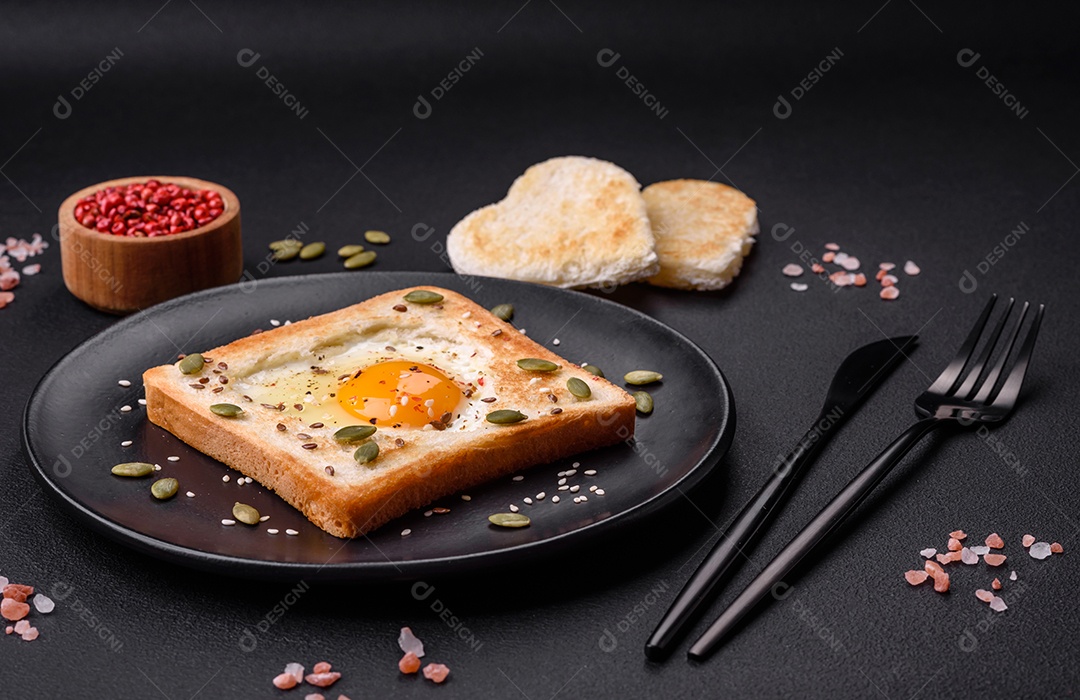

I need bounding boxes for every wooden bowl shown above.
[59,176,242,315]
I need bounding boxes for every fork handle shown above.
[688,417,941,660]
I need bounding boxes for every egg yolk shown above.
[337,361,462,428]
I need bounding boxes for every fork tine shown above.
[955,298,1015,399]
[927,294,997,396]
[989,303,1045,408]
[973,302,1029,404]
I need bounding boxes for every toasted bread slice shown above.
[143,286,636,538]
[643,179,758,290]
[447,156,659,289]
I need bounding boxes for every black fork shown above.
[689,295,1045,659]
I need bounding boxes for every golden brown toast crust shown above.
[143,286,636,538]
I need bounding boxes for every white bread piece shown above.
[642,179,758,291]
[447,156,659,289]
[143,286,636,538]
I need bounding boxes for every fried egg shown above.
[235,328,492,431]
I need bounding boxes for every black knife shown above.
[644,335,918,661]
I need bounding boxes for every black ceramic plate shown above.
[23,272,733,581]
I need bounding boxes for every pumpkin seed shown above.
[111,462,154,478]
[299,242,325,260]
[210,403,244,418]
[486,409,527,424]
[488,512,531,528]
[517,358,559,372]
[343,250,377,269]
[567,377,591,399]
[633,390,654,415]
[364,230,391,244]
[273,245,301,261]
[269,239,302,251]
[232,502,261,525]
[403,289,443,304]
[334,425,377,443]
[490,303,514,321]
[337,244,365,258]
[151,477,179,500]
[354,441,380,464]
[624,370,663,385]
[178,353,205,375]
[583,364,605,378]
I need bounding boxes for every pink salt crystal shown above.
[825,243,840,251]
[1,598,29,621]
[904,570,929,585]
[0,577,7,588]
[920,548,937,558]
[935,553,951,565]
[903,260,920,275]
[13,619,29,634]
[811,263,826,274]
[830,271,854,287]
[924,560,944,578]
[933,571,950,593]
[422,663,450,684]
[399,651,421,674]
[0,291,13,309]
[0,270,19,291]
[22,264,40,276]
[1029,542,1052,560]
[398,626,425,657]
[992,578,1002,590]
[1022,534,1035,547]
[840,256,860,271]
[273,673,298,690]
[879,262,896,271]
[983,553,1007,567]
[20,626,38,641]
[1009,571,1017,581]
[3,626,10,634]
[975,589,994,603]
[305,695,325,700]
[313,661,332,674]
[880,286,899,300]
[285,663,305,683]
[989,596,1007,612]
[305,672,341,688]
[985,533,1004,549]
[881,274,898,287]
[782,263,804,277]
[947,538,962,551]
[961,548,979,565]
[970,546,990,556]
[1051,542,1064,554]
[875,269,887,281]
[853,273,867,287]
[822,252,836,263]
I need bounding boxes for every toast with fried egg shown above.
[143,286,636,538]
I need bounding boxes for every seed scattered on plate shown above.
[589,485,597,492]
[596,489,605,496]
[551,495,560,503]
[569,485,580,493]
[401,528,412,537]
[222,475,230,482]
[167,456,180,462]
[552,338,561,346]
[118,379,131,387]
[536,492,545,500]
[267,529,279,535]
[221,519,236,526]
[509,504,519,513]
[512,475,524,482]
[120,405,132,413]
[584,469,596,476]
[270,319,281,327]
[186,491,195,498]
[138,398,147,405]
[565,469,577,476]
[285,529,299,536]
[523,497,533,505]
[120,440,133,447]
[424,510,433,517]
[489,512,530,528]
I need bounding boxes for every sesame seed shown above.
[536,492,546,500]
[121,440,133,447]
[285,529,299,536]
[237,479,244,486]
[565,469,577,476]
[551,496,560,503]
[570,485,580,493]
[584,469,597,476]
[389,404,399,417]
[401,528,412,537]
[509,504,520,513]
[185,491,195,498]
[519,328,527,334]
[523,497,533,505]
[424,399,435,407]
[461,311,471,319]
[596,489,605,495]
[138,399,147,405]
[572,462,580,468]
[259,515,270,522]
[245,477,253,484]
[400,395,409,406]
[557,471,566,477]
[461,495,471,501]
[558,478,567,486]
[267,528,279,535]
[424,510,433,517]
[558,485,569,491]
[153,464,162,471]
[573,497,581,504]
[580,495,588,502]
[529,377,540,385]
[553,338,560,346]
[222,475,231,482]
[118,379,131,387]
[271,319,281,326]
[120,405,132,413]
[589,485,597,492]
[221,519,236,526]
[512,475,524,482]
[167,456,180,462]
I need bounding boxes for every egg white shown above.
[234,327,494,431]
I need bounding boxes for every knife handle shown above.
[644,419,830,660]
